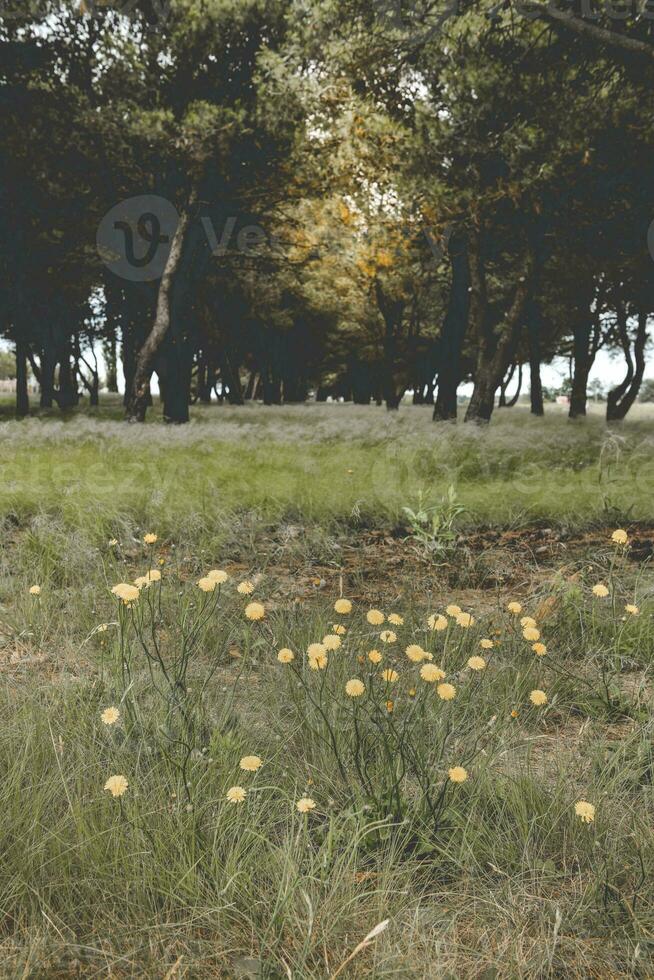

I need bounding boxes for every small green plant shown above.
[598,433,634,521]
[402,486,466,557]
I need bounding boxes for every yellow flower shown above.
[520,616,537,629]
[322,634,342,651]
[611,529,628,546]
[522,626,540,642]
[467,656,486,671]
[445,604,462,617]
[480,638,494,649]
[97,623,108,632]
[345,679,365,697]
[226,786,246,804]
[111,583,140,604]
[428,613,448,631]
[405,644,427,663]
[529,689,548,706]
[385,700,394,713]
[207,569,228,583]
[366,609,385,625]
[455,612,474,628]
[101,706,120,726]
[381,668,398,683]
[437,683,456,701]
[108,538,118,546]
[245,602,265,621]
[134,569,161,589]
[625,604,639,615]
[388,613,404,625]
[592,583,609,598]
[532,642,547,656]
[296,797,316,813]
[104,774,128,798]
[308,647,328,670]
[239,755,263,772]
[29,585,41,596]
[237,580,254,595]
[408,688,416,697]
[333,624,347,635]
[143,533,158,545]
[574,800,595,824]
[420,663,446,683]
[368,649,382,664]
[510,709,519,719]
[507,601,522,614]
[379,630,397,644]
[197,576,217,593]
[277,648,295,663]
[334,598,352,614]
[448,766,468,783]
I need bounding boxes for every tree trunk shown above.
[222,354,244,405]
[40,346,56,409]
[498,362,517,407]
[569,284,603,419]
[196,351,211,404]
[569,321,592,418]
[104,330,119,392]
[15,337,29,418]
[351,360,372,404]
[244,369,257,401]
[527,305,544,416]
[58,344,79,409]
[125,194,195,422]
[505,362,523,407]
[465,239,534,423]
[606,307,648,421]
[434,227,470,421]
[375,281,405,411]
[161,338,194,424]
[262,370,282,406]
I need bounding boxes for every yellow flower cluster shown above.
[104,774,128,798]
[245,602,265,621]
[111,583,140,605]
[134,569,161,589]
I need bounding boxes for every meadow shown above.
[1,402,654,978]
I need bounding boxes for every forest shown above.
[2,0,653,423]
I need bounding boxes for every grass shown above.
[1,403,654,976]
[1,400,653,531]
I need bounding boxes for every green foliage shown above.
[640,378,654,402]
[402,485,466,558]
[0,349,15,379]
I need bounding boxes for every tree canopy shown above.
[1,0,652,421]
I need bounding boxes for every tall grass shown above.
[1,406,653,974]
[1,525,653,976]
[1,403,653,529]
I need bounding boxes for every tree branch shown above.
[518,1,654,60]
